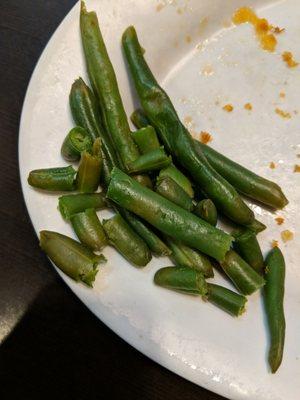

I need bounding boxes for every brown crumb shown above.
[223,104,234,112]
[275,217,284,225]
[244,103,252,110]
[272,26,285,34]
[271,240,279,248]
[294,164,300,172]
[282,51,299,68]
[279,92,285,98]
[269,161,276,169]
[156,4,164,12]
[281,230,294,242]
[275,108,291,119]
[185,35,192,43]
[200,131,213,144]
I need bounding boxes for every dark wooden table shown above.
[0,2,224,399]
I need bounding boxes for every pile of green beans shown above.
[27,2,288,373]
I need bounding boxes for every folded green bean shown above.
[132,126,160,154]
[107,168,233,261]
[119,208,171,257]
[103,213,151,267]
[233,229,264,273]
[61,126,93,162]
[158,164,194,198]
[76,138,102,193]
[132,174,153,189]
[155,177,194,212]
[220,250,265,295]
[128,147,171,174]
[71,208,107,251]
[264,247,286,373]
[207,283,247,317]
[80,3,140,170]
[194,199,217,226]
[122,26,254,225]
[165,236,214,278]
[154,266,208,297]
[28,166,76,191]
[59,192,106,220]
[40,230,106,287]
[131,108,150,129]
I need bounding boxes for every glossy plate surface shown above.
[19,1,300,399]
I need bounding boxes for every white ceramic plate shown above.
[19,1,300,399]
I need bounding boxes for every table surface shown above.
[0,1,225,399]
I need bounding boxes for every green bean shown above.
[128,147,171,174]
[59,193,106,220]
[195,142,288,209]
[194,199,217,226]
[220,250,265,295]
[165,236,214,278]
[233,229,264,273]
[131,108,150,129]
[206,283,247,316]
[132,126,160,154]
[76,138,102,193]
[132,174,153,190]
[107,168,233,261]
[40,230,106,287]
[154,267,208,297]
[264,247,286,373]
[103,213,151,267]
[71,208,107,251]
[122,26,254,225]
[80,3,140,170]
[158,164,194,198]
[61,126,93,162]
[28,166,76,191]
[244,218,266,234]
[119,208,171,256]
[155,177,194,212]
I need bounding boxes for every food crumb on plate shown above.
[269,161,276,169]
[223,104,234,112]
[281,230,294,242]
[185,35,192,43]
[279,92,285,98]
[271,26,285,34]
[271,240,279,248]
[244,102,252,110]
[294,164,300,172]
[275,217,284,225]
[200,131,212,144]
[156,4,164,12]
[282,51,299,68]
[275,108,291,119]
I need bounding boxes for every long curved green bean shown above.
[59,193,107,220]
[264,247,286,373]
[122,26,254,225]
[107,168,233,261]
[155,177,194,212]
[61,126,93,162]
[28,166,76,191]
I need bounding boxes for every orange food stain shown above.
[269,162,276,169]
[232,7,277,52]
[279,92,285,98]
[271,240,279,248]
[244,103,252,110]
[156,4,164,12]
[281,230,294,243]
[294,164,300,172]
[282,51,299,68]
[223,104,234,112]
[185,35,192,43]
[275,217,284,225]
[200,131,213,144]
[275,108,291,119]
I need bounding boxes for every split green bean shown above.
[76,138,102,193]
[28,166,76,191]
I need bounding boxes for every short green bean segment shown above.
[194,199,218,226]
[40,230,106,287]
[264,247,286,373]
[132,126,160,154]
[156,177,194,212]
[28,166,76,191]
[233,229,264,273]
[61,126,93,162]
[158,164,194,198]
[71,208,107,251]
[103,213,151,267]
[207,283,247,317]
[59,193,106,220]
[107,168,233,261]
[128,147,171,174]
[76,138,102,193]
[132,174,153,189]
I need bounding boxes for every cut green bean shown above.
[71,208,107,251]
[132,174,153,189]
[40,230,106,287]
[80,3,140,169]
[132,126,160,154]
[158,164,194,198]
[28,166,76,191]
[244,218,266,234]
[155,177,194,212]
[103,213,151,267]
[165,236,214,278]
[207,283,247,317]
[194,199,217,226]
[128,147,171,174]
[154,266,208,297]
[61,126,93,162]
[264,247,286,373]
[107,168,233,261]
[233,229,264,273]
[131,108,150,129]
[76,138,102,193]
[220,250,265,295]
[59,193,106,220]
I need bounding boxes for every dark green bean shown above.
[76,138,102,193]
[61,126,93,162]
[244,218,266,234]
[132,126,160,154]
[158,164,194,198]
[155,177,194,212]
[233,229,264,273]
[194,199,217,226]
[131,108,150,129]
[40,230,106,287]
[128,147,171,174]
[59,193,106,220]
[28,166,76,191]
[264,247,286,373]
[132,174,153,189]
[207,283,247,316]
